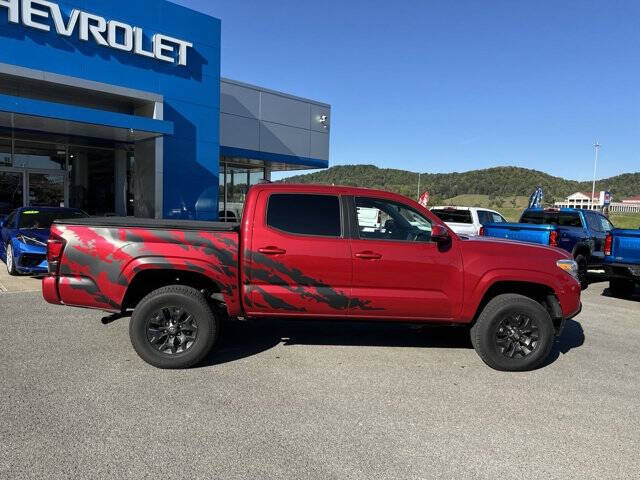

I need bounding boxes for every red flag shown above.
[418,191,430,208]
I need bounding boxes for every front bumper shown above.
[13,242,47,274]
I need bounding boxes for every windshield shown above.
[18,209,88,230]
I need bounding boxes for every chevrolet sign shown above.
[0,0,193,66]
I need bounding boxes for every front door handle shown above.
[355,251,382,260]
[258,246,287,255]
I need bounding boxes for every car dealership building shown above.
[0,0,330,220]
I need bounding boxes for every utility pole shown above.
[591,142,600,210]
[417,172,421,200]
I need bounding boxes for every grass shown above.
[443,194,640,226]
[610,214,640,230]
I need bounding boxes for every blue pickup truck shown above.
[604,229,640,296]
[482,208,614,287]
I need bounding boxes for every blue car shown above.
[0,207,88,276]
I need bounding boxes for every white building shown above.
[555,192,640,213]
[555,191,609,210]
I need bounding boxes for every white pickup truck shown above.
[430,206,507,236]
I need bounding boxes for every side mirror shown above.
[431,224,450,243]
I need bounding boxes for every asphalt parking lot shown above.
[1,272,639,479]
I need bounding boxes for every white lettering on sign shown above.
[0,0,193,66]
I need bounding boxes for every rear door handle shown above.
[258,246,287,255]
[355,251,382,260]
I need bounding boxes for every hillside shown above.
[282,165,640,205]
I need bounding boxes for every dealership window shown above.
[0,171,24,215]
[218,159,267,222]
[0,128,141,216]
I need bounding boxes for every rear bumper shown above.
[42,276,61,305]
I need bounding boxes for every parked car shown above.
[604,228,640,296]
[0,207,88,276]
[43,184,581,372]
[481,208,614,288]
[430,206,507,236]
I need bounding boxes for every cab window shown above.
[267,194,341,237]
[478,210,506,225]
[356,197,432,242]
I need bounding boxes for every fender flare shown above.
[117,256,241,315]
[462,268,559,321]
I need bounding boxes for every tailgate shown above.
[611,229,640,264]
[483,223,552,245]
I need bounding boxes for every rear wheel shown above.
[609,279,635,298]
[5,243,18,276]
[471,294,555,372]
[129,285,219,369]
[574,254,588,289]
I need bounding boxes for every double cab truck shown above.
[482,208,615,288]
[43,184,582,372]
[604,229,640,296]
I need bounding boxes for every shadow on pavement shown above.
[200,320,473,368]
[540,319,585,368]
[200,318,584,369]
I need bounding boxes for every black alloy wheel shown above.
[130,285,219,369]
[146,307,199,355]
[494,313,540,359]
[471,293,555,372]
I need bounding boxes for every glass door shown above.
[0,171,25,215]
[27,172,66,208]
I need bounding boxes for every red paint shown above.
[549,230,559,247]
[44,184,581,324]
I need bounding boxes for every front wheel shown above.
[129,285,219,369]
[6,243,18,276]
[470,294,555,372]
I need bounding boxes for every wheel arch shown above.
[118,257,239,316]
[469,276,563,333]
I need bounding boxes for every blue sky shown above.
[174,0,639,180]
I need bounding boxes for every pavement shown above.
[1,274,639,479]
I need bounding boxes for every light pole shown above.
[591,142,601,210]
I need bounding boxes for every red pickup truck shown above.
[43,184,581,371]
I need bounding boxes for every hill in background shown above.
[282,165,640,206]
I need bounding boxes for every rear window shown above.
[520,210,583,228]
[18,209,88,230]
[431,209,473,224]
[267,194,341,237]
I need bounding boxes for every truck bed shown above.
[54,217,240,232]
[482,222,554,244]
[46,221,241,315]
[607,229,640,264]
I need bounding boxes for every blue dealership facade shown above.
[0,0,330,220]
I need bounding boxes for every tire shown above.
[6,243,18,276]
[574,254,588,290]
[129,285,219,369]
[470,294,555,372]
[610,279,635,298]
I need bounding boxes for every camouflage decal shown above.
[52,224,240,314]
[248,252,381,312]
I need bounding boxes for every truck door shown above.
[245,191,353,316]
[348,195,464,320]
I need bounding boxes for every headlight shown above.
[16,235,46,247]
[557,259,579,279]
